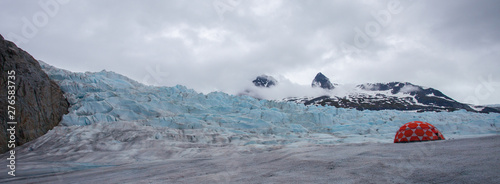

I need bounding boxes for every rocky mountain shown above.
[0,34,69,153]
[286,82,499,113]
[247,73,498,113]
[246,72,500,113]
[311,72,335,90]
[253,75,277,88]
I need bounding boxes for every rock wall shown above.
[0,34,69,153]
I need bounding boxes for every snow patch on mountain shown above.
[399,85,421,93]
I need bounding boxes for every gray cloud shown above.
[1,0,499,105]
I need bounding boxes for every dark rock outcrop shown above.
[312,72,335,90]
[253,75,277,88]
[0,34,69,153]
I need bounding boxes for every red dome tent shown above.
[394,121,445,143]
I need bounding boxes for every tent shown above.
[394,121,445,143]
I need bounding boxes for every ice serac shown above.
[0,34,69,153]
[253,75,277,88]
[312,72,335,90]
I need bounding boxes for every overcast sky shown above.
[1,0,499,105]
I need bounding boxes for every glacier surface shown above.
[39,61,500,145]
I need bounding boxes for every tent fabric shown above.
[394,121,445,143]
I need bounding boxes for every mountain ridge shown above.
[250,73,499,113]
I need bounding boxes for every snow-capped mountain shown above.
[248,73,499,113]
[287,82,499,113]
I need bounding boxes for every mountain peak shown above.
[312,72,334,90]
[253,75,277,88]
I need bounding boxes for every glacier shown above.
[39,61,499,145]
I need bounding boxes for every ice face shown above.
[39,61,500,145]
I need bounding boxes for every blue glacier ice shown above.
[39,61,500,145]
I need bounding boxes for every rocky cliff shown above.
[0,34,69,153]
